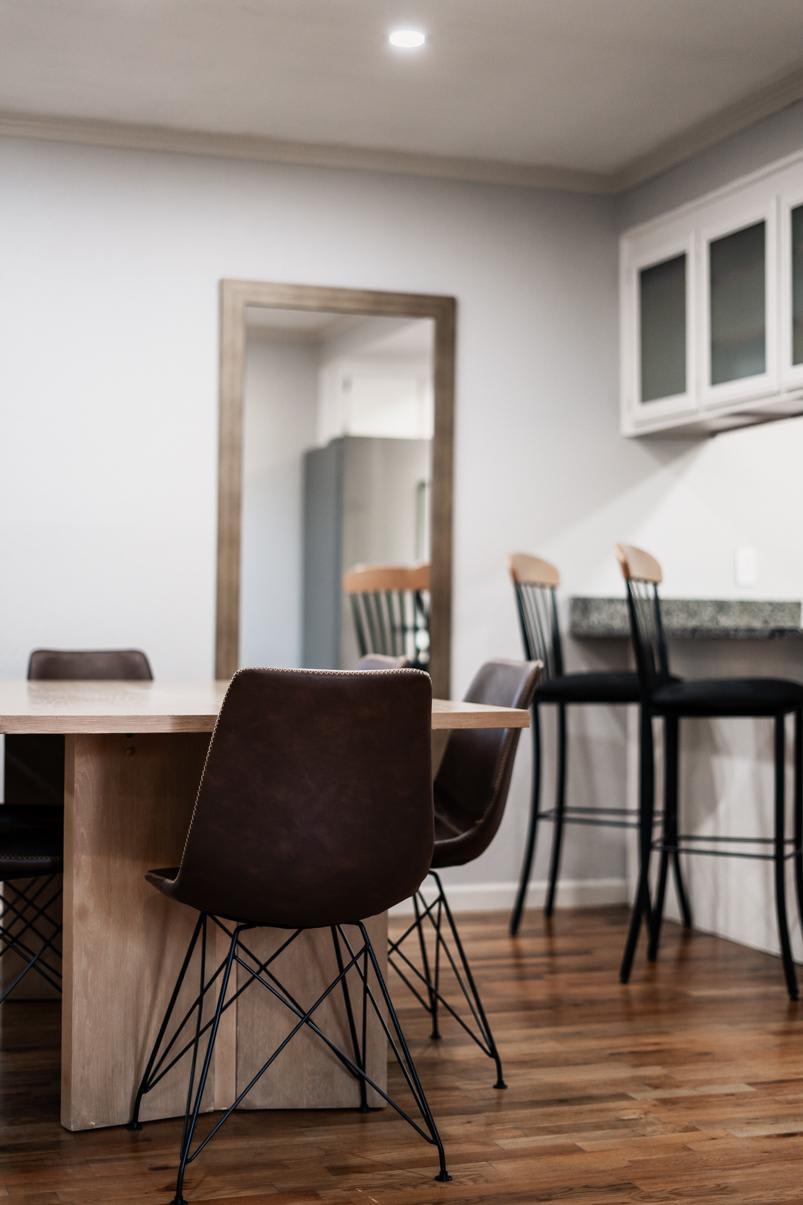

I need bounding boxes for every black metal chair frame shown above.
[130,913,450,1204]
[619,567,803,999]
[388,870,506,1090]
[0,872,63,1004]
[509,569,651,935]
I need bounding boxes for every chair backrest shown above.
[343,563,430,669]
[28,649,153,681]
[356,654,412,670]
[507,553,564,682]
[433,659,541,866]
[614,543,670,695]
[168,667,434,928]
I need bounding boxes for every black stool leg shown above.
[649,715,682,961]
[545,704,567,918]
[620,707,655,983]
[670,716,692,932]
[794,709,803,933]
[773,715,798,1001]
[510,705,541,936]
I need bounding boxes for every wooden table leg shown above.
[61,733,214,1131]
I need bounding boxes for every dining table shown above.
[0,678,529,1132]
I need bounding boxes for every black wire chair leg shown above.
[774,715,798,1001]
[172,925,240,1205]
[412,892,440,1040]
[794,709,803,933]
[431,872,506,1090]
[331,926,369,1110]
[545,704,567,918]
[0,877,63,1002]
[620,708,655,983]
[357,923,451,1183]
[510,705,541,936]
[128,913,205,1130]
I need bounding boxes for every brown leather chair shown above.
[0,648,153,1005]
[128,667,449,1200]
[389,659,540,1088]
[27,648,153,680]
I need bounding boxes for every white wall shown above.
[240,334,318,667]
[0,134,632,901]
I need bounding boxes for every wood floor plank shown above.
[2,907,803,1202]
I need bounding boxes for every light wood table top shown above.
[0,679,530,735]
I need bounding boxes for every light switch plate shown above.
[734,545,758,588]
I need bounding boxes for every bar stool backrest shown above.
[434,659,541,864]
[168,667,435,928]
[28,649,153,680]
[343,564,430,669]
[507,553,564,683]
[615,544,670,696]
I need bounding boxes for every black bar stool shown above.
[389,659,540,1087]
[507,553,645,935]
[616,543,803,998]
[343,563,430,669]
[1,648,153,1004]
[128,667,449,1202]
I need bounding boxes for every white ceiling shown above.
[3,0,803,190]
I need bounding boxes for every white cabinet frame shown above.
[621,231,696,434]
[780,177,803,391]
[698,191,778,412]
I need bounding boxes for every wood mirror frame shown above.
[215,279,456,697]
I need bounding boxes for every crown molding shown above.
[0,111,613,194]
[612,63,803,191]
[2,62,803,199]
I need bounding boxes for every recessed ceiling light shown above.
[388,28,427,49]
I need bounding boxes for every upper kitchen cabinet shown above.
[779,161,803,391]
[621,151,803,437]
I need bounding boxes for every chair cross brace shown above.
[0,876,62,1002]
[129,913,449,1204]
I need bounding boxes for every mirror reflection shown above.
[239,306,434,670]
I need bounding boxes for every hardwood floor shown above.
[3,906,803,1203]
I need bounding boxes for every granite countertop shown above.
[569,597,803,641]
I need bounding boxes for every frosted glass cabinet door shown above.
[639,254,687,403]
[709,221,766,386]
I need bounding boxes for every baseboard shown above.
[390,877,628,917]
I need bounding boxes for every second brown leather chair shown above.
[389,659,540,1088]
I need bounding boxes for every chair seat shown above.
[652,676,803,717]
[0,826,63,880]
[537,670,640,705]
[431,810,476,869]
